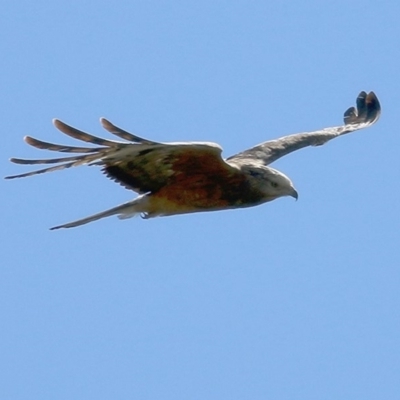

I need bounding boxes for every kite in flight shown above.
[6,91,380,230]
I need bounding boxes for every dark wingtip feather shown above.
[52,118,65,131]
[343,91,381,125]
[53,119,121,147]
[100,117,112,130]
[343,106,357,125]
[8,157,52,165]
[100,117,161,145]
[365,91,381,122]
[24,135,37,145]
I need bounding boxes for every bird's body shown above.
[6,91,380,229]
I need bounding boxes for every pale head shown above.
[246,165,298,202]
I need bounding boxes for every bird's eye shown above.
[271,182,278,188]
[249,170,262,178]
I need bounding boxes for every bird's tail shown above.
[50,196,148,230]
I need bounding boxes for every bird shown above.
[6,91,380,230]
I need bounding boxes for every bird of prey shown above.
[6,91,380,230]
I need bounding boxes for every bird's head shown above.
[247,165,298,202]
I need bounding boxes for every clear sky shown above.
[2,1,399,399]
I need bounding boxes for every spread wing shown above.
[228,91,381,165]
[6,118,238,194]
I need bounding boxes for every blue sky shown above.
[1,1,399,399]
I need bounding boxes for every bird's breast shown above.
[146,174,266,216]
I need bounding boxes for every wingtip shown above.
[357,90,367,98]
[24,135,36,145]
[4,170,26,179]
[100,117,116,132]
[365,91,381,123]
[53,118,76,134]
[52,118,66,131]
[5,159,21,179]
[344,90,381,125]
[366,91,379,106]
[53,118,71,134]
[9,157,22,164]
[50,222,69,230]
[100,117,111,128]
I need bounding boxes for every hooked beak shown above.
[290,188,298,201]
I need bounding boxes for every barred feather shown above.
[100,118,160,145]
